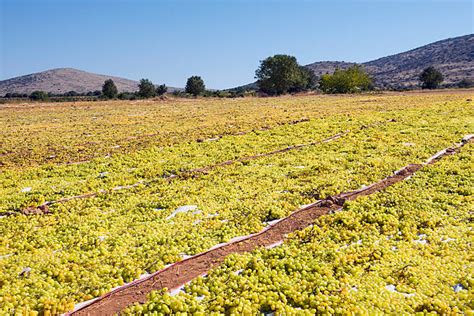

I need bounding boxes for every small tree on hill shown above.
[138,79,156,98]
[185,76,205,96]
[102,79,118,99]
[156,84,168,96]
[419,66,443,89]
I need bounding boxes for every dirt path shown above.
[70,135,472,316]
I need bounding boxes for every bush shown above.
[156,84,167,96]
[64,91,79,97]
[29,91,49,101]
[118,92,137,100]
[5,92,28,98]
[86,90,102,97]
[318,65,373,94]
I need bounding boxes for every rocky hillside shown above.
[0,68,140,95]
[305,61,355,76]
[307,34,473,89]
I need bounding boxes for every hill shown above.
[2,35,472,94]
[233,34,473,91]
[306,34,474,89]
[0,68,143,95]
[304,61,356,77]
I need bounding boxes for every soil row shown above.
[65,118,312,166]
[70,135,472,316]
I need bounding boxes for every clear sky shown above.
[1,0,472,89]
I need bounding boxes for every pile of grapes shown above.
[124,145,473,314]
[0,95,472,314]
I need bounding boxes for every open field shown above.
[0,91,473,315]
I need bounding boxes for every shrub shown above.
[156,84,168,96]
[117,92,137,100]
[457,78,474,88]
[318,65,373,94]
[29,91,49,101]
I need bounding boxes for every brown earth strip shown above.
[66,118,312,166]
[70,135,472,316]
[175,130,348,178]
[72,205,338,316]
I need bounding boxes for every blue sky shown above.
[1,0,472,89]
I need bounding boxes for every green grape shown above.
[1,94,473,314]
[129,144,474,313]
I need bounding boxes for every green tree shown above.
[29,91,49,101]
[185,76,205,96]
[419,66,443,89]
[289,66,317,93]
[319,65,373,94]
[255,55,314,95]
[156,84,168,96]
[102,79,118,99]
[138,79,156,98]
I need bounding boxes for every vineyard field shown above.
[0,91,473,315]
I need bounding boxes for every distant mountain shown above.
[0,68,181,95]
[307,34,473,89]
[231,34,473,91]
[0,68,138,95]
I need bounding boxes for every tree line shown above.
[101,78,169,100]
[253,54,466,95]
[100,76,208,100]
[3,55,472,102]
